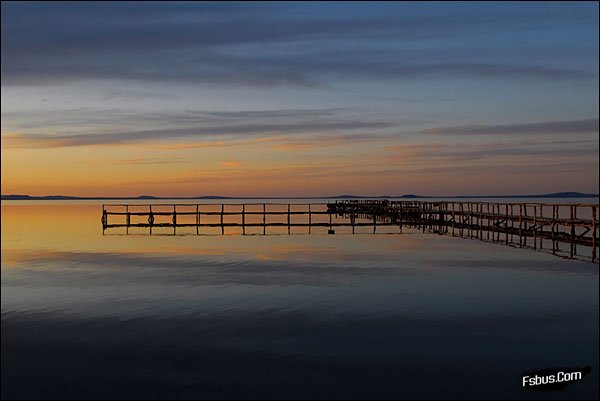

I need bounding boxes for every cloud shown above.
[423,119,599,135]
[221,160,240,168]
[126,162,350,186]
[1,108,355,132]
[395,161,598,176]
[2,121,396,148]
[2,2,596,87]
[152,133,396,152]
[196,109,350,119]
[153,137,280,151]
[380,139,599,173]
[112,157,188,165]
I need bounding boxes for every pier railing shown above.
[101,200,599,263]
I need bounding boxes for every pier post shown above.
[221,204,224,235]
[421,202,426,233]
[373,212,376,234]
[493,204,500,242]
[478,203,482,239]
[263,204,266,235]
[242,204,245,235]
[571,205,576,258]
[593,206,597,262]
[519,204,523,247]
[523,204,529,247]
[172,205,176,235]
[465,202,469,235]
[552,205,557,254]
[509,204,513,243]
[451,202,455,236]
[505,204,509,245]
[533,205,537,249]
[328,210,336,234]
[538,204,543,249]
[459,202,465,237]
[490,203,494,242]
[486,202,490,240]
[399,203,403,234]
[102,205,107,232]
[499,203,504,242]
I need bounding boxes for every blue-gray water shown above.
[1,200,598,399]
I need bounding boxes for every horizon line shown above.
[2,191,599,200]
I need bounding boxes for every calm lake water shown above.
[1,199,598,399]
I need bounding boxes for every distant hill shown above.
[2,192,598,200]
[334,194,426,198]
[0,194,234,200]
[528,192,599,198]
[333,194,369,199]
[332,192,599,199]
[451,192,599,199]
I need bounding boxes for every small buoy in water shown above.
[328,229,335,235]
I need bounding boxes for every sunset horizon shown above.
[2,2,598,198]
[2,2,598,400]
[2,190,599,199]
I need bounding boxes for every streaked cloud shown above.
[385,139,599,163]
[220,160,240,168]
[112,157,188,165]
[423,119,599,136]
[2,121,395,148]
[152,133,396,152]
[1,108,356,132]
[2,2,597,87]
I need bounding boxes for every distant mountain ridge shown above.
[0,194,233,200]
[2,192,598,200]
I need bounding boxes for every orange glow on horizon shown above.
[2,131,598,197]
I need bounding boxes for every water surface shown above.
[1,201,598,399]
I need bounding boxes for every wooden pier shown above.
[101,200,599,263]
[101,203,379,234]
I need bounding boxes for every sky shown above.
[1,1,598,197]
